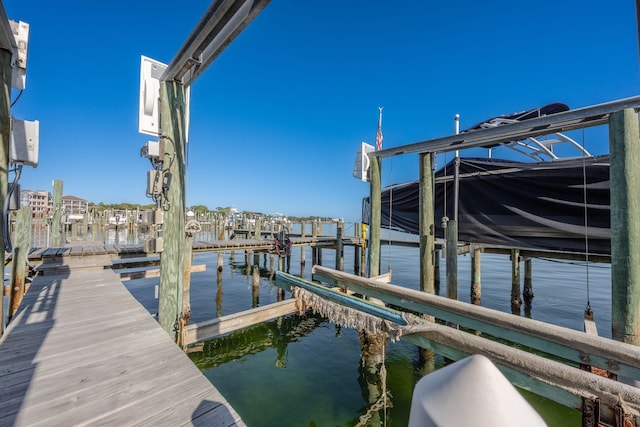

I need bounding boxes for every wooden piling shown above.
[610,108,640,345]
[312,220,318,264]
[445,220,458,300]
[471,246,481,305]
[8,206,31,322]
[217,252,224,272]
[0,49,9,310]
[511,249,522,310]
[336,220,344,271]
[368,156,382,277]
[51,180,63,247]
[523,258,534,304]
[181,233,193,332]
[82,213,88,241]
[419,153,436,294]
[434,250,441,295]
[158,79,188,340]
[354,222,360,275]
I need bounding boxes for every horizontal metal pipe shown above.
[403,323,640,417]
[311,265,640,380]
[369,95,640,158]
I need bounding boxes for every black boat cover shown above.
[362,155,611,255]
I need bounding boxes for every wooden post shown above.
[445,220,458,300]
[610,108,640,345]
[0,48,9,299]
[180,233,193,340]
[511,249,522,310]
[255,217,262,240]
[471,246,481,305]
[523,258,534,304]
[217,252,223,272]
[311,220,317,264]
[157,79,188,340]
[51,180,63,247]
[300,220,306,266]
[368,155,382,278]
[335,220,344,271]
[419,153,435,294]
[8,206,31,323]
[360,223,367,276]
[353,222,360,275]
[252,264,260,307]
[82,212,88,241]
[434,250,441,295]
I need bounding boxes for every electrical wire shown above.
[3,164,23,253]
[10,90,24,108]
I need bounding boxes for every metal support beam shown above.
[369,95,640,158]
[162,0,271,86]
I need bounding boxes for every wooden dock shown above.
[0,262,245,426]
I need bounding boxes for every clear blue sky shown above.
[5,1,639,221]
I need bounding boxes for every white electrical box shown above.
[141,140,164,160]
[146,170,162,197]
[138,56,166,136]
[353,142,374,182]
[9,20,29,90]
[138,55,191,140]
[10,118,39,167]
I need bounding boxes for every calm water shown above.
[123,225,611,426]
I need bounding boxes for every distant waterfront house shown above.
[21,189,51,218]
[62,195,88,215]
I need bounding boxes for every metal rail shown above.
[276,268,640,423]
[370,95,640,158]
[308,266,640,381]
[162,0,270,86]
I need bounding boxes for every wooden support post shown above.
[523,257,534,305]
[8,206,31,323]
[71,223,77,241]
[336,220,344,271]
[361,223,367,276]
[434,250,441,295]
[158,79,188,340]
[445,220,458,300]
[82,212,88,241]
[368,155,382,278]
[0,49,9,295]
[252,265,260,308]
[419,153,435,294]
[511,249,522,310]
[311,220,317,265]
[181,233,193,337]
[610,108,640,345]
[471,246,481,305]
[255,217,262,240]
[217,252,223,272]
[51,180,63,247]
[353,222,360,275]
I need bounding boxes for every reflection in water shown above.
[355,330,388,426]
[188,312,324,370]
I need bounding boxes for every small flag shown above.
[376,107,383,151]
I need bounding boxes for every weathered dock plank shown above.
[0,265,244,426]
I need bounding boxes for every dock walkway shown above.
[0,262,244,426]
